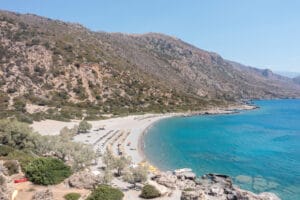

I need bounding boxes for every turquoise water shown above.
[144,99,300,200]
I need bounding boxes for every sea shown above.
[143,99,300,200]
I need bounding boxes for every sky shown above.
[0,0,300,73]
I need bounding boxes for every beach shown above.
[31,104,256,166]
[31,113,181,165]
[29,104,261,200]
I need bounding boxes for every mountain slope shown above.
[0,10,299,121]
[293,76,300,84]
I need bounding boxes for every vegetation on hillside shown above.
[25,157,72,185]
[78,120,92,133]
[140,184,161,199]
[86,185,124,200]
[0,119,96,171]
[1,11,299,122]
[64,193,81,200]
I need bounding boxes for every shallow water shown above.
[144,99,300,200]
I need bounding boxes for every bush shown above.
[86,185,124,200]
[0,119,38,149]
[0,119,95,172]
[25,157,72,185]
[4,160,19,175]
[123,165,148,184]
[5,149,35,170]
[36,135,96,171]
[64,193,81,200]
[140,185,161,199]
[0,145,14,156]
[78,120,92,133]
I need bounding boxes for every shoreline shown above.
[137,104,258,171]
[31,103,257,167]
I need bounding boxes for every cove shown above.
[143,99,300,200]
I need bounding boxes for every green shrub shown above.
[5,149,35,170]
[4,160,19,175]
[78,120,92,133]
[0,119,37,149]
[0,145,14,156]
[25,157,72,185]
[64,193,81,200]
[87,185,124,200]
[140,184,161,199]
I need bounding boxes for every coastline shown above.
[31,103,257,167]
[137,104,258,171]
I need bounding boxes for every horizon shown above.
[1,0,300,73]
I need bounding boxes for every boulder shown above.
[32,189,53,200]
[181,190,205,200]
[174,169,196,180]
[66,170,101,189]
[177,179,196,190]
[152,171,177,189]
[0,173,14,200]
[0,161,9,176]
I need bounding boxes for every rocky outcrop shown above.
[65,170,102,189]
[0,173,14,200]
[0,161,9,176]
[153,171,281,200]
[32,189,53,200]
[174,168,196,180]
[181,190,205,200]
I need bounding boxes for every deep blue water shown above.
[144,99,300,200]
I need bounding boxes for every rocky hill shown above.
[293,76,300,84]
[0,10,299,122]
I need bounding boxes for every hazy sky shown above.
[1,0,300,72]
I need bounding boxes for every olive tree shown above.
[102,149,131,176]
[78,120,92,133]
[113,156,131,176]
[102,149,115,169]
[123,165,148,185]
[0,119,39,149]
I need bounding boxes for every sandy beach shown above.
[29,104,257,200]
[31,104,256,166]
[31,113,181,165]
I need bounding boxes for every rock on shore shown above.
[152,172,280,200]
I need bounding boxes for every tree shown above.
[0,119,95,172]
[59,125,78,141]
[123,165,148,185]
[0,119,38,149]
[25,157,72,185]
[102,149,131,176]
[113,156,131,177]
[102,149,115,169]
[102,168,113,184]
[36,135,96,171]
[78,120,92,133]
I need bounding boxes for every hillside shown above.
[0,10,299,122]
[293,76,300,84]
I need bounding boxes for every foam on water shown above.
[144,99,300,200]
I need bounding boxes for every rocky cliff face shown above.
[0,10,299,121]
